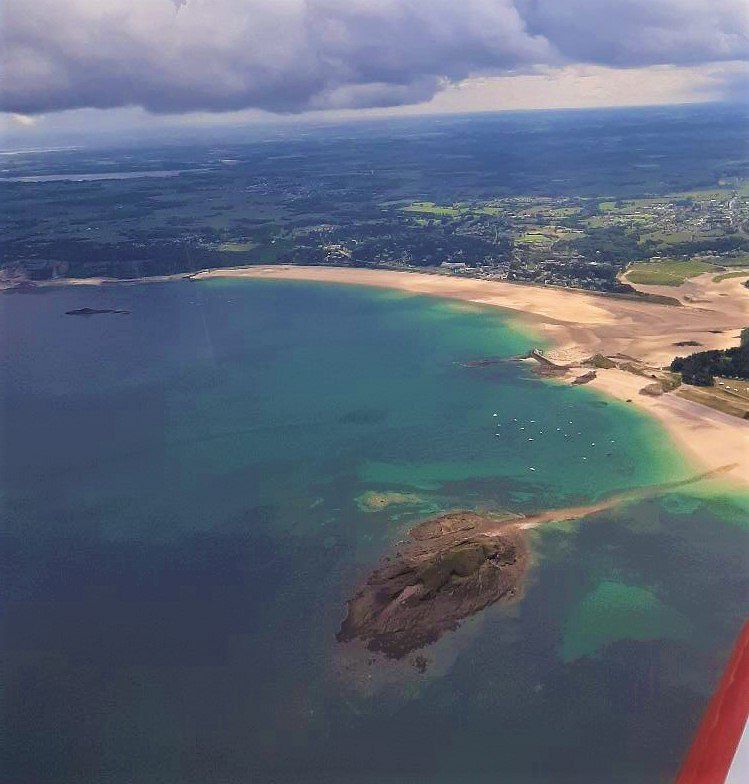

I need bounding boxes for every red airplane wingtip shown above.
[675,620,749,784]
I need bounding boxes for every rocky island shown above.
[337,511,529,658]
[338,462,737,660]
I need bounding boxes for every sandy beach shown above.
[195,265,749,488]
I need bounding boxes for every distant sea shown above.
[2,279,747,784]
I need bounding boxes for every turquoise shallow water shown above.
[1,278,747,783]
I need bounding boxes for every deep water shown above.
[1,279,747,784]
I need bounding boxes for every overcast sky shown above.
[2,1,747,141]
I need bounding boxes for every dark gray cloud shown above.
[518,0,749,67]
[2,1,747,116]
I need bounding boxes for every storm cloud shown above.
[2,1,747,115]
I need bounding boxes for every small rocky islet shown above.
[65,307,130,316]
[337,511,529,659]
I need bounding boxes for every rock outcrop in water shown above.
[337,512,528,658]
[65,307,130,316]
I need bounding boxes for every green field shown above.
[719,252,749,267]
[665,188,732,202]
[712,269,749,283]
[584,213,650,229]
[640,230,704,246]
[402,201,464,216]
[218,241,256,252]
[517,232,549,244]
[625,258,715,286]
[518,206,581,219]
[598,197,663,213]
[517,226,576,244]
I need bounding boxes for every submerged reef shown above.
[355,490,424,512]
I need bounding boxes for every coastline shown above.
[195,265,749,489]
[6,263,747,488]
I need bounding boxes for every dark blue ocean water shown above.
[1,279,746,783]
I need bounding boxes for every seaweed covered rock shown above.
[572,370,597,385]
[587,353,616,369]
